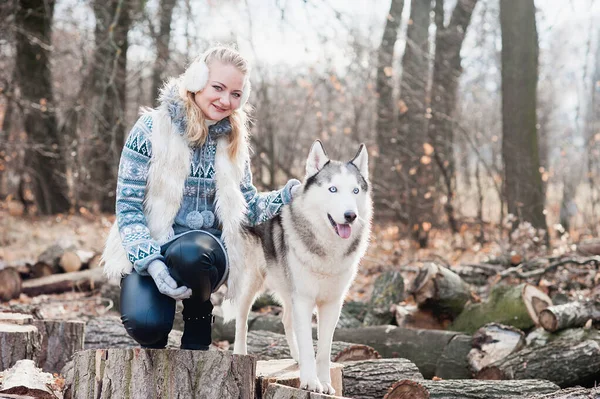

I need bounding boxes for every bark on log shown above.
[0,360,58,399]
[246,330,379,362]
[256,359,342,399]
[435,333,473,379]
[363,270,405,326]
[477,339,600,387]
[450,283,552,333]
[212,313,285,342]
[0,269,22,302]
[539,301,600,333]
[410,262,470,319]
[468,323,526,374]
[59,251,82,273]
[30,262,55,279]
[21,268,105,297]
[342,358,423,399]
[0,323,40,370]
[0,313,33,325]
[264,383,350,399]
[526,327,600,349]
[68,349,256,399]
[524,387,600,398]
[577,239,600,256]
[394,304,447,330]
[33,320,84,374]
[385,379,560,399]
[332,326,471,379]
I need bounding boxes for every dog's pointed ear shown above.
[306,140,329,177]
[351,144,369,180]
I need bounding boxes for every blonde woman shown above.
[102,46,300,350]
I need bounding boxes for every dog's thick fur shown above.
[230,141,372,394]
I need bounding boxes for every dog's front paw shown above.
[320,382,335,395]
[300,377,323,393]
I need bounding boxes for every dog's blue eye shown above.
[353,188,360,194]
[329,187,337,193]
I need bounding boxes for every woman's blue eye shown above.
[353,188,360,194]
[232,92,241,98]
[213,85,223,91]
[329,187,337,193]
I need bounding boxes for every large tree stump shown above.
[0,324,40,371]
[264,383,350,399]
[410,262,470,320]
[256,359,343,399]
[385,379,560,399]
[477,339,600,387]
[332,325,471,379]
[33,320,84,374]
[0,359,59,399]
[468,323,526,374]
[363,270,405,326]
[539,301,600,332]
[67,349,255,399]
[0,268,22,302]
[342,358,422,399]
[450,283,552,333]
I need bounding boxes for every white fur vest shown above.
[102,84,248,300]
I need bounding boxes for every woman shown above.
[102,46,300,350]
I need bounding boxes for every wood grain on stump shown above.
[0,323,40,370]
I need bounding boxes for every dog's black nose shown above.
[344,211,357,223]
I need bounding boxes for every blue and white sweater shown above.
[116,87,297,274]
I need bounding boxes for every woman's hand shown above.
[147,260,193,300]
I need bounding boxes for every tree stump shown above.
[385,379,560,399]
[477,339,600,387]
[539,301,600,332]
[0,359,59,399]
[67,349,255,399]
[468,323,526,374]
[0,268,22,302]
[450,283,552,333]
[33,320,84,374]
[341,358,422,399]
[264,383,351,399]
[0,313,33,325]
[256,359,343,399]
[410,262,470,320]
[0,323,40,371]
[363,270,405,325]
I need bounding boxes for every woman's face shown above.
[194,60,245,121]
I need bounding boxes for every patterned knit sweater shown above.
[116,86,297,274]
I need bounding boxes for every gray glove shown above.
[147,260,192,300]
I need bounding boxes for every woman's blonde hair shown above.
[179,46,250,159]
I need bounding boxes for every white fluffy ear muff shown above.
[240,79,251,107]
[305,140,329,178]
[182,59,209,93]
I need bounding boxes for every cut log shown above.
[363,270,405,326]
[29,262,55,279]
[435,333,473,379]
[33,320,84,374]
[450,283,552,334]
[385,379,560,399]
[410,262,470,320]
[332,325,471,379]
[264,383,350,399]
[67,349,256,399]
[256,359,342,399]
[524,387,600,398]
[394,304,448,330]
[21,267,105,297]
[577,238,600,255]
[477,339,600,387]
[539,301,600,333]
[343,301,368,323]
[337,308,362,329]
[0,360,58,399]
[37,244,65,268]
[58,251,82,273]
[212,313,286,342]
[468,323,526,374]
[0,323,40,370]
[0,268,22,302]
[0,313,33,325]
[342,359,423,399]
[86,253,103,270]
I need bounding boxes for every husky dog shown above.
[230,140,372,394]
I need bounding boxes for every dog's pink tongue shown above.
[337,223,352,239]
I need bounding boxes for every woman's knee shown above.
[121,311,173,347]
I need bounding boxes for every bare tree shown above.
[499,0,547,231]
[373,0,405,220]
[428,0,478,233]
[15,0,70,214]
[151,0,177,104]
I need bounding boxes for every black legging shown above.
[120,231,227,348]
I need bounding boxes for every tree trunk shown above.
[67,349,256,399]
[538,301,600,333]
[33,320,85,374]
[386,379,559,399]
[373,0,404,220]
[500,0,547,230]
[15,0,70,214]
[428,0,479,233]
[0,324,40,371]
[398,0,434,247]
[477,339,600,388]
[263,383,350,399]
[151,0,177,104]
[342,358,423,399]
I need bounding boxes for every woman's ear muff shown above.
[182,59,209,93]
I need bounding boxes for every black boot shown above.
[181,299,214,350]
